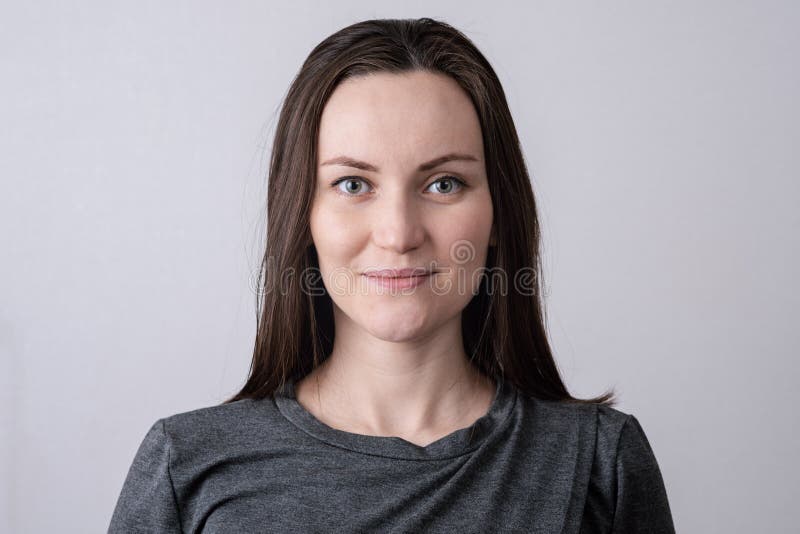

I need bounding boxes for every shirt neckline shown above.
[273,376,517,461]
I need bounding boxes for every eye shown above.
[425,175,466,195]
[331,177,373,196]
[329,175,467,197]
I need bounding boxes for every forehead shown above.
[317,70,484,166]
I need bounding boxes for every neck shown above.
[295,320,495,443]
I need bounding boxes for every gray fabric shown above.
[108,378,675,533]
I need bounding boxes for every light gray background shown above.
[1,1,797,532]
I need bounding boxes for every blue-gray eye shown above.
[330,175,466,197]
[425,176,466,195]
[333,177,372,196]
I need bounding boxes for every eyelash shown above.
[329,175,467,197]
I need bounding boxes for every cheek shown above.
[436,193,493,251]
[436,193,493,295]
[309,201,364,272]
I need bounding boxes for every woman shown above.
[109,18,675,533]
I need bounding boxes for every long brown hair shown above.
[223,17,616,406]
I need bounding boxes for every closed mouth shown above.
[362,268,435,279]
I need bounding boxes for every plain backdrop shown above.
[1,1,798,532]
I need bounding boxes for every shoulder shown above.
[592,404,664,475]
[595,403,638,458]
[528,395,644,443]
[151,396,288,465]
[527,397,675,532]
[518,395,665,486]
[528,398,659,472]
[110,398,283,531]
[519,394,631,443]
[564,402,675,533]
[160,397,267,438]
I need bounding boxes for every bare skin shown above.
[296,70,497,448]
[295,357,495,447]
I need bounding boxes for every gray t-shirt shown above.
[108,377,675,533]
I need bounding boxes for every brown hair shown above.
[223,17,616,406]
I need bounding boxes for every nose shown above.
[371,190,426,254]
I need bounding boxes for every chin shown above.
[361,314,431,342]
[367,327,430,344]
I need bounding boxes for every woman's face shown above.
[311,70,494,343]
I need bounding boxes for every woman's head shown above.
[312,70,494,346]
[225,17,615,405]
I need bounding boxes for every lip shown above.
[362,267,434,278]
[363,272,432,290]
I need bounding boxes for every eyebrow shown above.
[320,152,480,173]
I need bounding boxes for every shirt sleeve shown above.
[611,414,676,534]
[108,418,183,533]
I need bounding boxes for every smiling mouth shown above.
[362,268,437,279]
[362,271,434,290]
